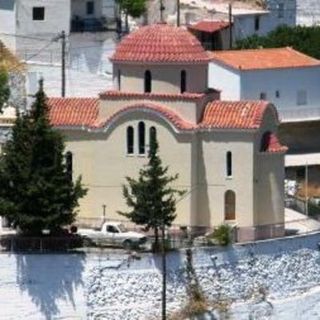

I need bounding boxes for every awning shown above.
[285,153,320,167]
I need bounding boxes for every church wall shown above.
[197,131,255,228]
[99,98,202,124]
[61,114,195,227]
[253,106,285,233]
[254,153,285,227]
[113,63,207,94]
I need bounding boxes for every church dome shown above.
[111,23,209,64]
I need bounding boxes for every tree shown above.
[0,68,10,112]
[236,25,320,60]
[0,80,87,235]
[116,0,146,33]
[118,136,184,248]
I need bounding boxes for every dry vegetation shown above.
[0,41,24,72]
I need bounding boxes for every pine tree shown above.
[118,136,184,248]
[0,80,87,235]
[0,68,10,111]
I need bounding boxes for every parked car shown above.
[78,222,147,249]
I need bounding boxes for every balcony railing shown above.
[71,17,108,32]
[280,106,320,122]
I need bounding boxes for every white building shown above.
[208,47,320,122]
[0,0,116,52]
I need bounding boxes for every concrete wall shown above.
[233,0,296,42]
[209,63,320,122]
[16,0,71,35]
[0,0,16,51]
[208,62,241,100]
[113,63,208,94]
[241,67,320,116]
[1,232,320,320]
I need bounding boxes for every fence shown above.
[1,215,320,253]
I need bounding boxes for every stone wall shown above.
[1,233,320,319]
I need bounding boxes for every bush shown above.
[210,224,232,246]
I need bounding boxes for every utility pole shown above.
[161,219,166,320]
[53,31,67,97]
[177,0,180,26]
[228,3,233,49]
[160,0,165,23]
[305,162,309,216]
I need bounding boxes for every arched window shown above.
[180,70,187,93]
[144,70,152,93]
[117,69,121,90]
[149,126,157,145]
[260,131,272,152]
[225,190,236,220]
[65,151,73,181]
[127,126,134,154]
[138,121,145,154]
[226,151,232,177]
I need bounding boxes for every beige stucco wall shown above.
[197,131,255,228]
[253,105,285,226]
[99,97,206,124]
[113,63,208,94]
[62,112,194,226]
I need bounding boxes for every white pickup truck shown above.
[78,222,147,249]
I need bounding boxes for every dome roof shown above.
[111,24,209,64]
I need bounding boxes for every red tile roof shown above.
[99,90,206,101]
[188,21,231,33]
[47,98,195,131]
[209,47,320,70]
[111,23,209,64]
[200,100,272,129]
[47,98,99,127]
[48,98,278,132]
[262,132,288,153]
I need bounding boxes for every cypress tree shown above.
[118,136,184,248]
[0,80,87,235]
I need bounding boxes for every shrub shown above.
[211,224,232,246]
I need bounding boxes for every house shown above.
[188,21,232,51]
[184,0,296,50]
[0,0,117,52]
[208,47,320,123]
[47,24,286,241]
[208,46,320,189]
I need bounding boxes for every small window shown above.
[149,126,157,146]
[180,70,187,93]
[260,131,271,152]
[127,126,134,154]
[65,151,73,181]
[226,151,232,177]
[278,3,284,18]
[144,70,152,93]
[118,69,121,90]
[254,16,260,31]
[138,121,145,154]
[86,1,95,15]
[33,7,45,21]
[275,90,280,98]
[297,90,307,106]
[225,190,236,220]
[260,92,267,100]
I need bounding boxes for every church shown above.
[48,23,287,241]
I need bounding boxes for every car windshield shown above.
[118,224,127,232]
